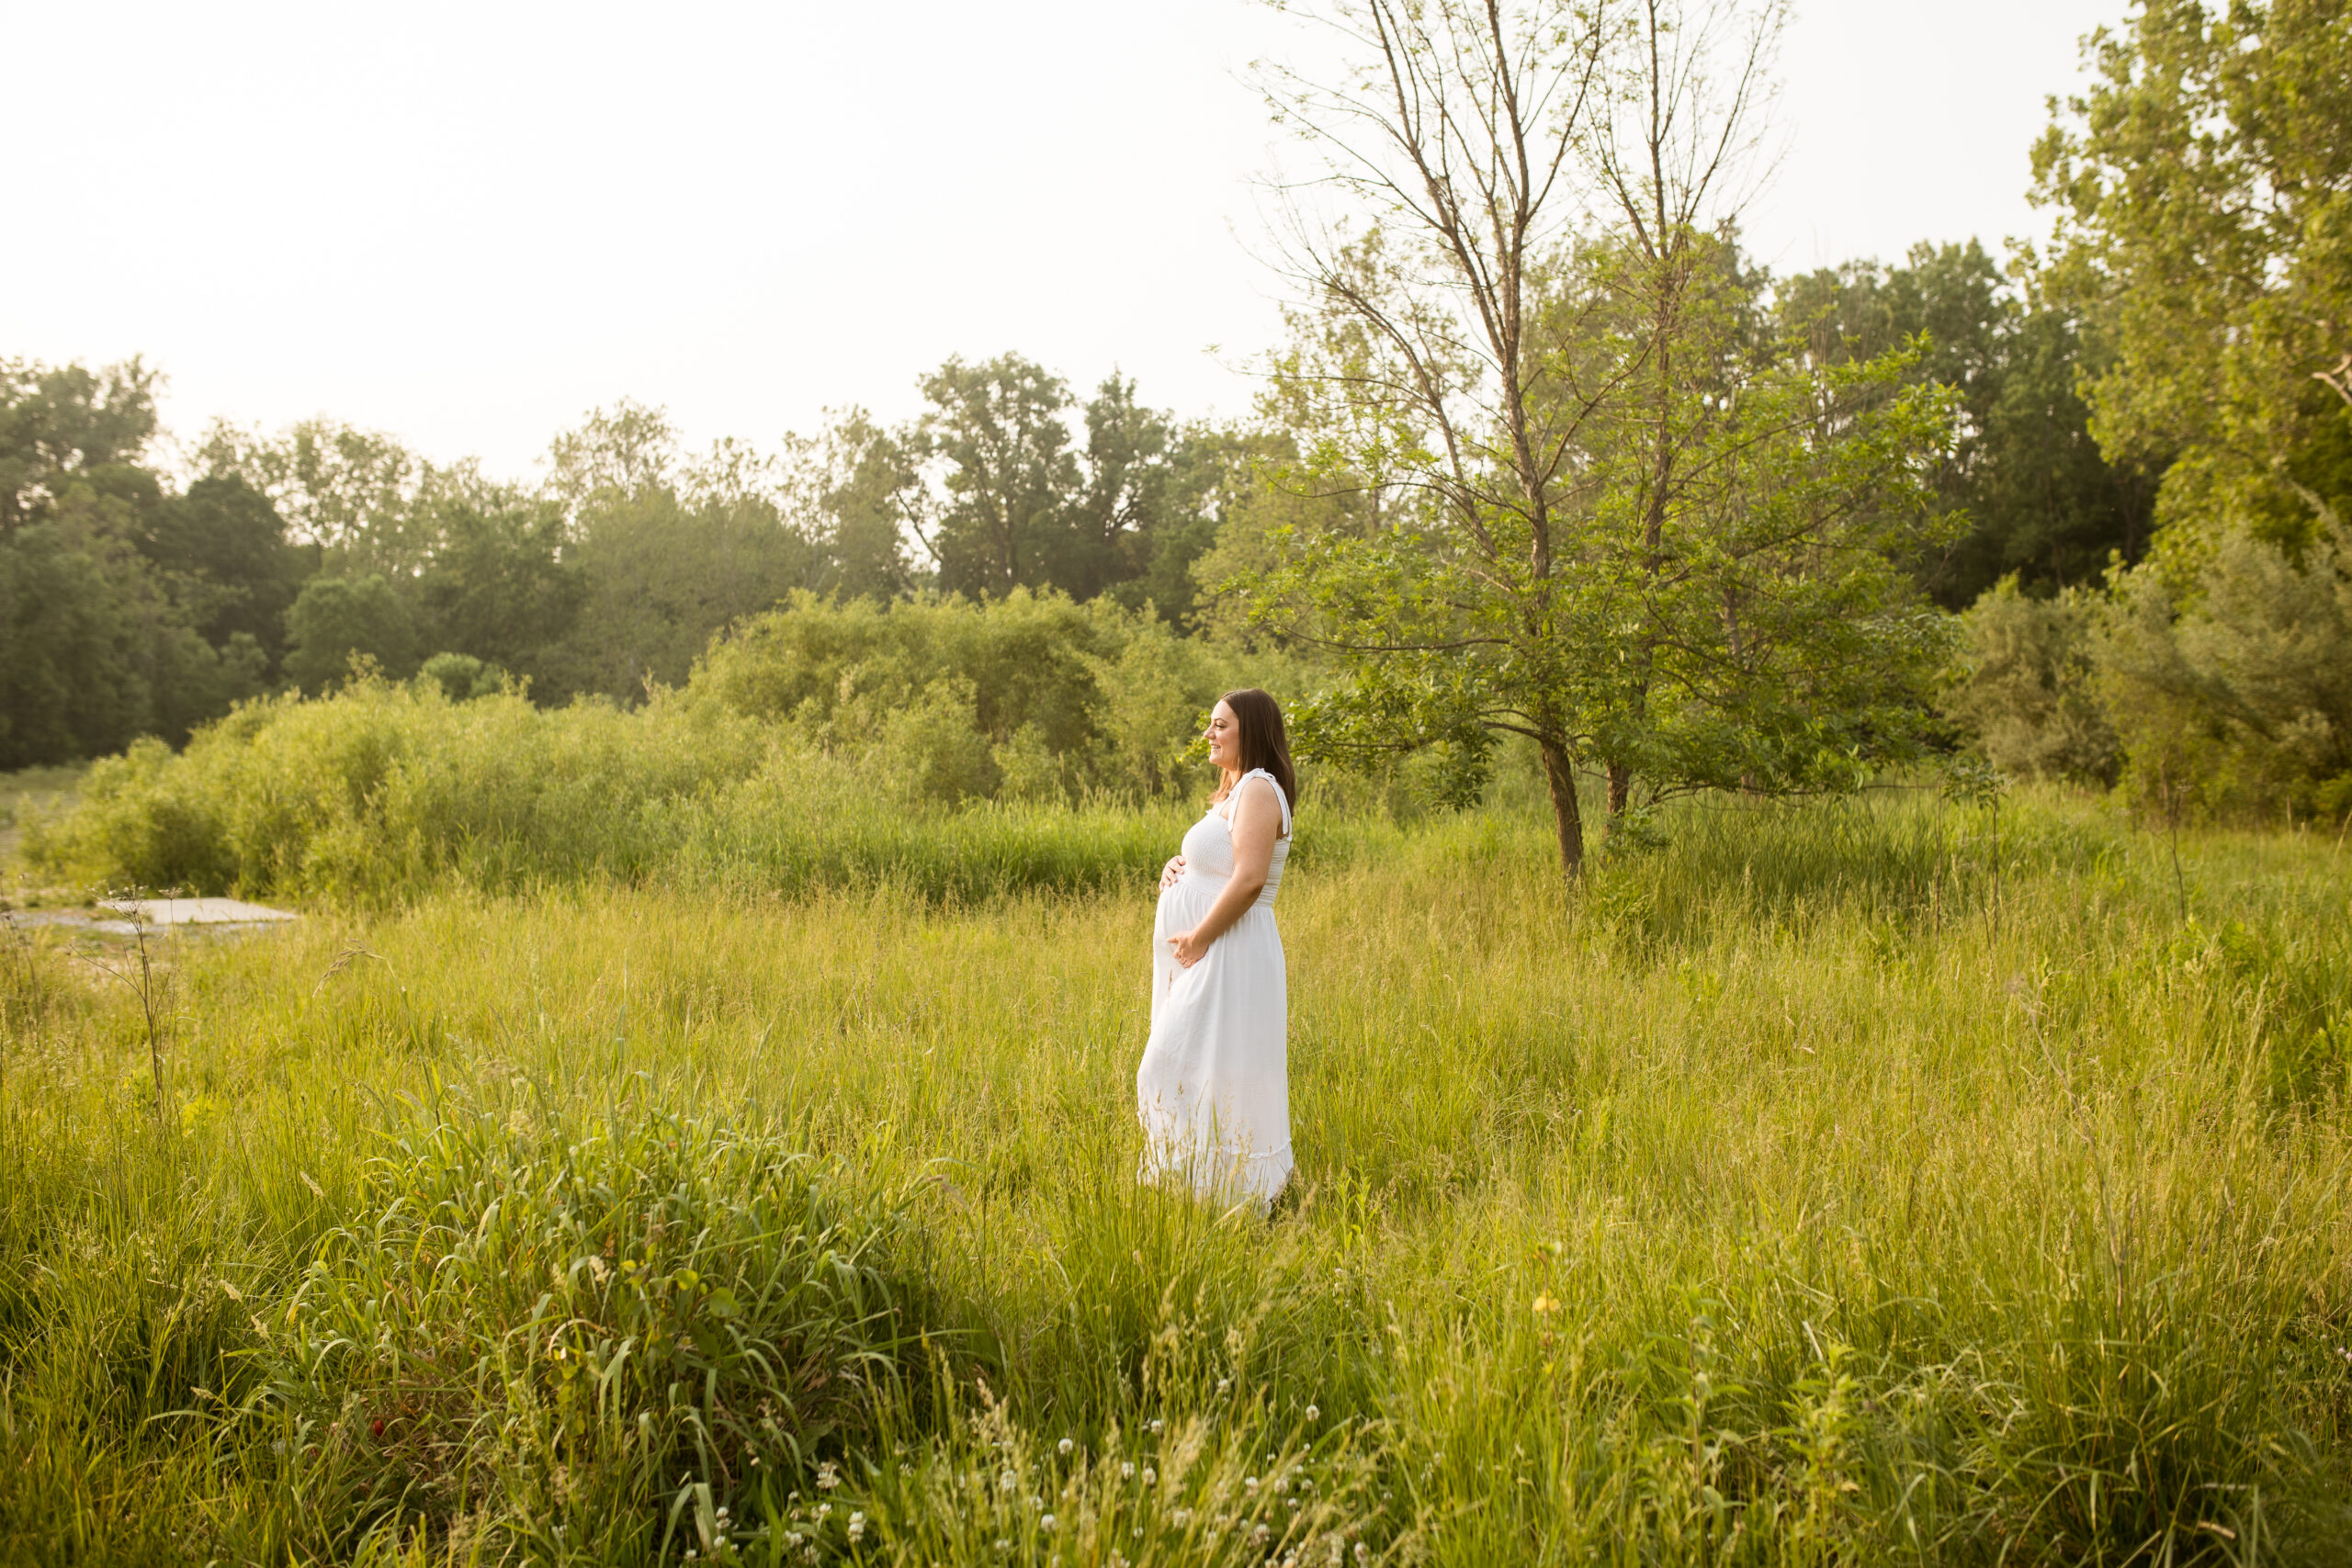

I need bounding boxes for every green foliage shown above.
[1939,576,2120,784]
[26,671,1220,904]
[1778,240,2158,604]
[0,361,282,766]
[909,357,1232,618]
[1255,231,1962,851]
[281,573,423,693]
[2095,518,2352,824]
[29,682,757,899]
[414,652,505,703]
[2033,0,2352,563]
[1246,6,1967,875]
[692,589,1249,804]
[0,356,161,534]
[262,1099,929,1559]
[193,415,435,577]
[411,485,578,690]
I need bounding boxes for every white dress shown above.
[1136,769,1294,1207]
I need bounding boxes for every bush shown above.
[1939,575,2119,784]
[259,1101,929,1559]
[30,680,764,900]
[2094,521,2352,824]
[27,675,1227,904]
[26,590,1341,904]
[690,589,1250,803]
[414,650,505,702]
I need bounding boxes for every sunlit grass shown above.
[2,787,2349,1562]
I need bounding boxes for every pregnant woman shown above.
[1137,688,1296,1209]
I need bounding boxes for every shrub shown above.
[690,589,1247,802]
[2094,521,2352,824]
[32,680,764,900]
[414,651,504,702]
[28,675,1219,904]
[1939,575,2119,784]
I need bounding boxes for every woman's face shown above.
[1204,700,1239,773]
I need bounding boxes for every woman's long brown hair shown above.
[1213,688,1298,829]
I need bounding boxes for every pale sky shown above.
[5,0,2127,481]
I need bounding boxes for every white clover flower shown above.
[1355,1543,1371,1562]
[1057,1438,1073,1456]
[1121,1461,1136,1480]
[1245,1476,1259,1491]
[995,1540,1010,1554]
[1170,1507,1191,1526]
[1001,1470,1018,1494]
[847,1512,865,1541]
[1216,1379,1231,1393]
[1141,1467,1156,1486]
[1040,1513,1057,1532]
[1149,1418,1164,1435]
[1306,1404,1318,1421]
[816,1461,840,1491]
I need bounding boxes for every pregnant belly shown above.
[1155,873,1222,937]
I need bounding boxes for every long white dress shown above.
[1136,768,1294,1207]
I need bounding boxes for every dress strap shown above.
[1237,768,1293,837]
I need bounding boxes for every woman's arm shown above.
[1168,779,1281,967]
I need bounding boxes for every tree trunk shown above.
[1605,761,1633,822]
[1539,737,1587,882]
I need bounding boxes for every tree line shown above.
[0,248,2142,776]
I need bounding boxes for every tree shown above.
[538,403,824,700]
[911,355,1084,598]
[195,417,434,576]
[1245,0,1960,878]
[283,574,423,693]
[139,474,314,665]
[780,409,920,604]
[412,482,581,690]
[0,358,272,764]
[2031,0,2352,563]
[0,356,161,534]
[1777,240,2157,605]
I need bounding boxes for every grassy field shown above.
[3,786,2350,1564]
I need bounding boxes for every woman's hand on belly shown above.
[1159,853,1187,891]
[1167,926,1211,967]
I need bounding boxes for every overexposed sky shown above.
[5,0,2127,479]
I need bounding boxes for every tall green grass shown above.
[2,789,2349,1562]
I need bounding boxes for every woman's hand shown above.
[1167,927,1211,967]
[1159,854,1187,891]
